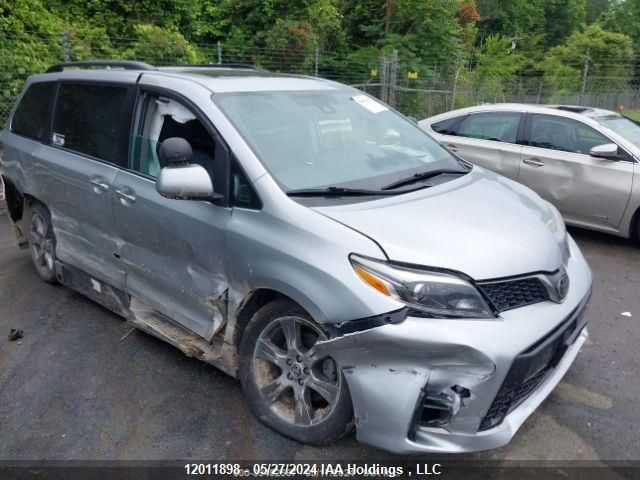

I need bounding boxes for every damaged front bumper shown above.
[322,243,592,454]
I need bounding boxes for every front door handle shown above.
[446,144,459,152]
[115,187,136,204]
[523,158,545,167]
[89,177,109,192]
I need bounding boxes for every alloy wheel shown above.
[252,316,341,427]
[29,212,55,275]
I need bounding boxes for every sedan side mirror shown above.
[156,137,215,200]
[590,143,619,159]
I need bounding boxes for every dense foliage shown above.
[1,0,639,115]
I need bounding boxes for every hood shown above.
[312,168,566,280]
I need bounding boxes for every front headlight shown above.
[350,254,495,319]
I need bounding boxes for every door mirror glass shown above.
[156,164,214,200]
[590,143,619,159]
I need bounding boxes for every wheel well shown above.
[1,176,25,223]
[232,289,290,347]
[631,206,640,240]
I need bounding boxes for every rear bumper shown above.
[323,237,592,454]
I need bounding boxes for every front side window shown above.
[130,94,217,179]
[52,83,129,164]
[214,90,461,192]
[595,114,640,149]
[11,82,55,141]
[529,115,610,155]
[456,112,521,143]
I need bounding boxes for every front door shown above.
[111,89,232,340]
[519,114,633,229]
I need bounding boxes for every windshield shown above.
[214,90,462,191]
[595,114,640,148]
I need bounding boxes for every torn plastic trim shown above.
[325,307,407,336]
[408,384,470,441]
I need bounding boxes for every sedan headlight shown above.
[350,254,495,318]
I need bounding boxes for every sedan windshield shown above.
[214,89,463,191]
[595,114,640,148]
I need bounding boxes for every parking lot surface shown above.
[0,212,638,461]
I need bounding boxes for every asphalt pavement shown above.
[0,212,638,461]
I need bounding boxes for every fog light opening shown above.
[419,386,469,429]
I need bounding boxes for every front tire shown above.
[27,203,57,283]
[239,299,353,445]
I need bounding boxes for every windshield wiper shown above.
[382,168,469,190]
[287,186,398,197]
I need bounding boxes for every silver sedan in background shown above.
[421,104,640,239]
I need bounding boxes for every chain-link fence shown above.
[2,31,640,127]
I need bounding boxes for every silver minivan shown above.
[0,61,592,454]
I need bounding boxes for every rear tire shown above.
[239,299,353,445]
[27,203,57,283]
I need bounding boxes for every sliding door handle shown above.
[523,158,545,167]
[115,188,136,203]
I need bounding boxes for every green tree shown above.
[123,24,200,65]
[601,0,640,56]
[587,0,613,23]
[542,24,634,93]
[344,0,465,70]
[456,35,525,106]
[477,0,586,50]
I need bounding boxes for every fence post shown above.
[451,54,461,111]
[314,47,319,77]
[62,31,71,62]
[580,48,590,104]
[380,56,388,103]
[217,41,222,64]
[537,78,543,104]
[389,50,398,108]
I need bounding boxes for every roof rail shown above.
[46,60,157,73]
[163,63,265,71]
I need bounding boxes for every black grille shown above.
[479,277,550,312]
[478,308,586,432]
[478,368,550,431]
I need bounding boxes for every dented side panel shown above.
[111,168,231,340]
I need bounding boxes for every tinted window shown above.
[457,112,521,143]
[431,116,463,135]
[529,115,610,154]
[52,83,129,163]
[11,82,55,140]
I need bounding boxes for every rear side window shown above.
[457,112,522,143]
[52,83,129,164]
[431,116,463,135]
[11,82,55,141]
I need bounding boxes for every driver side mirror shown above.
[590,143,619,160]
[155,137,215,200]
